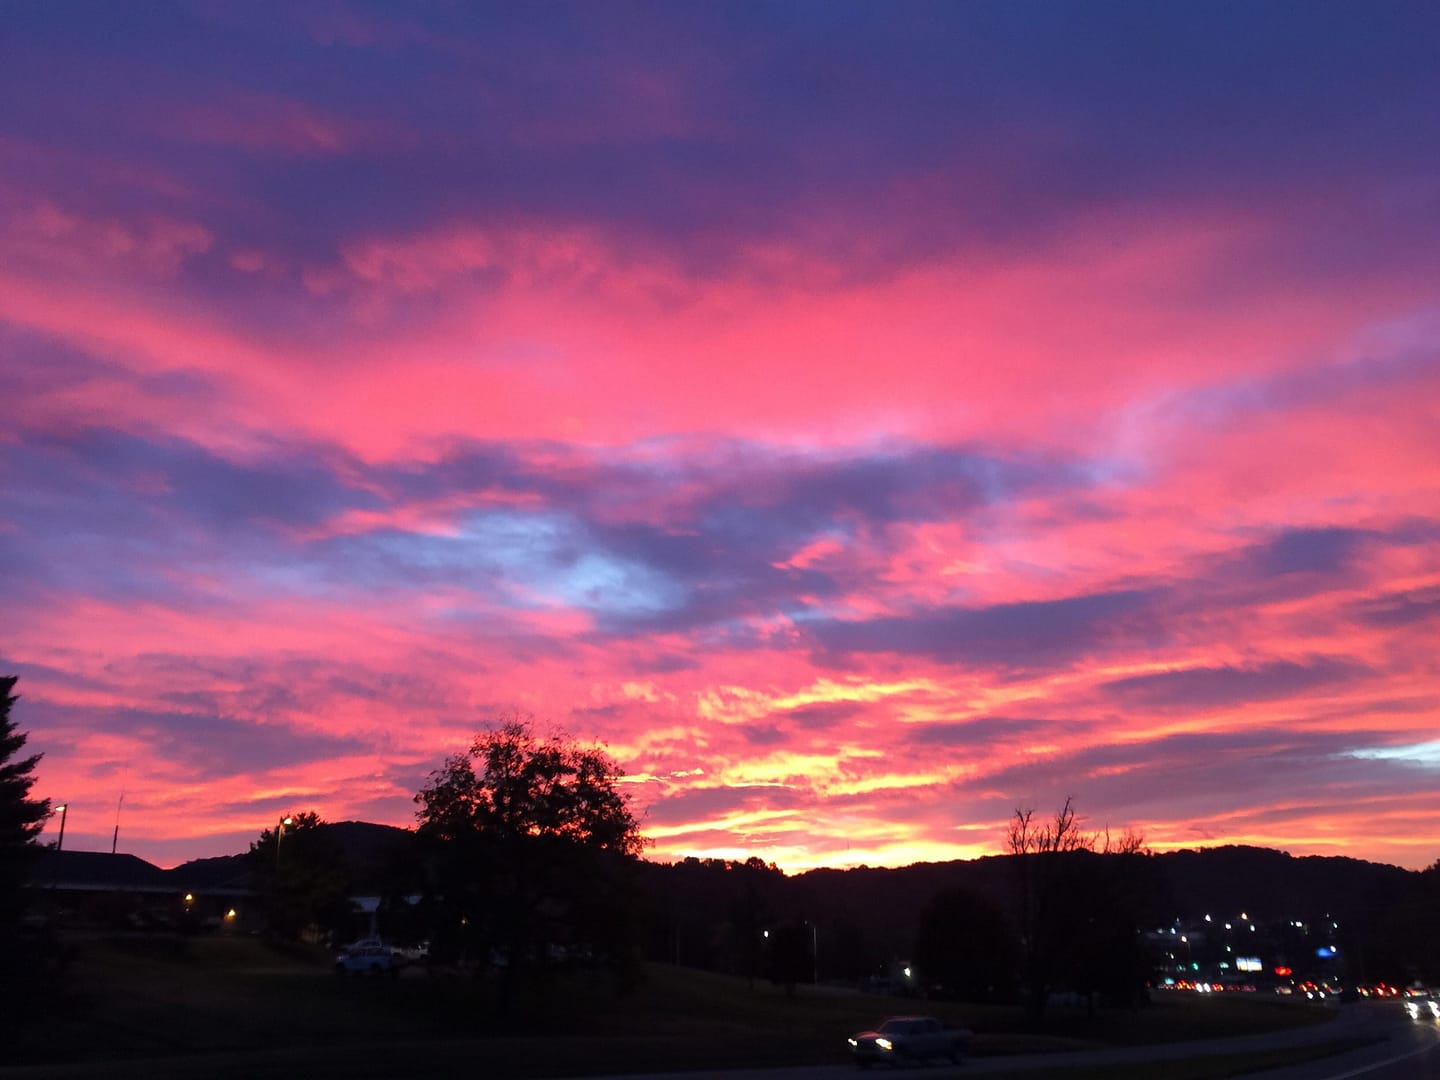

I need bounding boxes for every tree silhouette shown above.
[0,676,50,959]
[1353,855,1440,986]
[246,811,353,942]
[415,718,644,1013]
[1008,797,1152,1023]
[730,857,779,987]
[914,887,1019,1002]
[765,919,812,995]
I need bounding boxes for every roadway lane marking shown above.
[1310,1027,1440,1080]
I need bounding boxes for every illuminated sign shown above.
[1236,957,1262,972]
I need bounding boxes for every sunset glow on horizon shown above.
[4,3,1438,871]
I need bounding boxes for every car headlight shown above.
[847,1038,857,1047]
[875,1038,893,1051]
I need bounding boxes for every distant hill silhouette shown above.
[787,845,1413,935]
[313,821,413,891]
[170,826,1415,931]
[1157,845,1413,923]
[165,853,250,891]
[168,820,413,894]
[633,844,1426,978]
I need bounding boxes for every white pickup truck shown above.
[848,1015,972,1067]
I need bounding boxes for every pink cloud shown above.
[6,11,1439,874]
[8,200,211,276]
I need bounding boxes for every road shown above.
[590,1003,1440,1080]
[3,1001,1433,1079]
[1247,1008,1440,1080]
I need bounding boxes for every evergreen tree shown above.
[0,676,52,949]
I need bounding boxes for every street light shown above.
[53,804,68,852]
[811,920,818,985]
[275,815,294,868]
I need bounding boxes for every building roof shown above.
[32,850,171,892]
[31,850,255,896]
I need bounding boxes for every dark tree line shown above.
[903,799,1160,1021]
[1342,858,1440,988]
[240,785,1434,1025]
[14,675,1433,1028]
[912,887,1018,1002]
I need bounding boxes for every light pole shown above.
[54,804,68,852]
[275,815,293,869]
[811,921,818,985]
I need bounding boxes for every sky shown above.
[3,2,1438,871]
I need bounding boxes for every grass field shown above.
[7,935,1337,1078]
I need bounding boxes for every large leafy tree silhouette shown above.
[415,717,645,1013]
[247,811,353,941]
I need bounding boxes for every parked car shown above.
[335,942,396,976]
[848,1015,972,1067]
[340,937,385,952]
[391,940,430,965]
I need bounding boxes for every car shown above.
[1405,997,1440,1021]
[340,936,385,952]
[335,942,396,976]
[848,1015,972,1068]
[391,940,430,964]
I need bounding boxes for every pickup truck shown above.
[848,1015,972,1066]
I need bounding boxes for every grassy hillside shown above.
[7,935,1332,1078]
